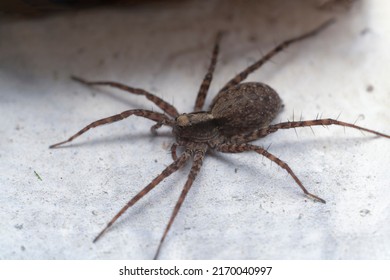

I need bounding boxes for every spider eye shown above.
[176,115,191,127]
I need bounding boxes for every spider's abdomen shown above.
[210,82,282,137]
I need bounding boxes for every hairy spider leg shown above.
[93,152,190,243]
[215,19,334,95]
[154,147,207,259]
[194,32,223,111]
[49,110,173,148]
[231,118,390,143]
[217,143,326,203]
[71,76,179,118]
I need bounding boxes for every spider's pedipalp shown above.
[93,151,191,243]
[217,143,326,203]
[151,122,164,135]
[71,76,179,117]
[49,109,173,148]
[170,143,179,161]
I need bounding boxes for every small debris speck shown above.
[34,170,42,181]
[360,28,370,36]
[360,209,371,217]
[366,85,374,92]
[14,224,23,230]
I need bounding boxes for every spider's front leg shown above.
[193,32,223,111]
[154,147,206,259]
[71,76,179,117]
[217,143,326,203]
[93,151,191,244]
[50,109,174,148]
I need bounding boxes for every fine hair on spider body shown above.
[50,19,390,259]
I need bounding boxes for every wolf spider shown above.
[50,20,389,259]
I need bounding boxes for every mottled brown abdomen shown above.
[210,82,282,137]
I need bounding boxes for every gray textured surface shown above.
[1,0,389,259]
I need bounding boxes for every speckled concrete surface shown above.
[0,0,389,259]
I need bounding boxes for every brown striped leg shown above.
[231,118,390,143]
[193,32,222,111]
[93,152,191,243]
[71,76,179,118]
[154,147,206,259]
[50,110,173,148]
[217,143,326,203]
[218,19,334,93]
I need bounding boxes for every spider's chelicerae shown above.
[50,20,389,259]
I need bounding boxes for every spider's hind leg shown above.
[217,143,326,203]
[231,118,390,143]
[218,19,334,93]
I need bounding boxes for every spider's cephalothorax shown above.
[50,20,390,259]
[174,112,220,145]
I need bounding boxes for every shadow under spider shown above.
[50,19,390,259]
